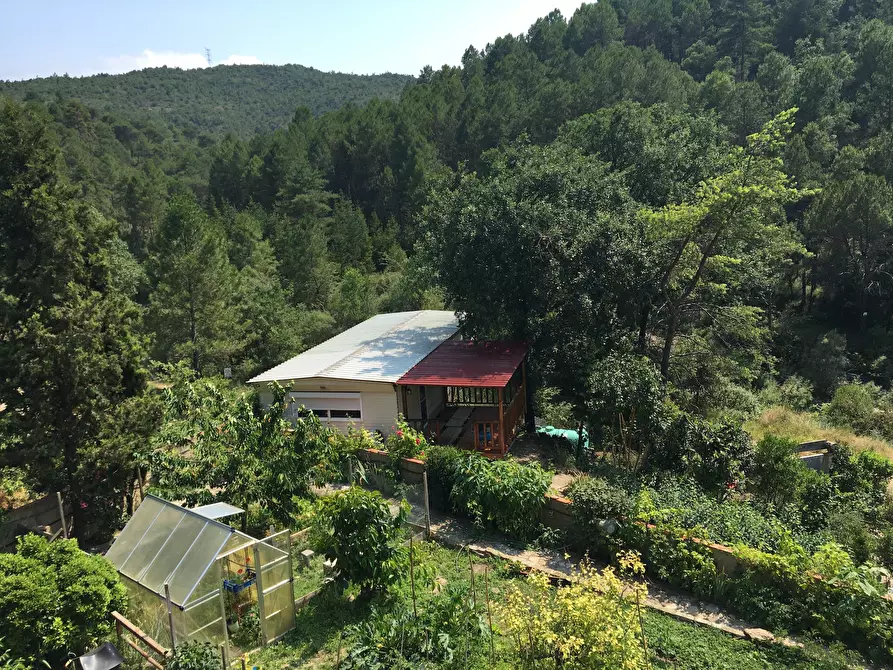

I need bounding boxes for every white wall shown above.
[255,378,400,435]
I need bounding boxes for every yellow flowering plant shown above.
[498,552,649,669]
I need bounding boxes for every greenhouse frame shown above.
[105,495,295,662]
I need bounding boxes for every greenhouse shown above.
[104,495,295,662]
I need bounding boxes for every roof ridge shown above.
[315,310,428,379]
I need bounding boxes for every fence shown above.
[0,492,70,552]
[113,610,168,670]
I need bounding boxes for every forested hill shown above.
[0,64,413,135]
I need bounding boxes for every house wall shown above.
[256,378,400,435]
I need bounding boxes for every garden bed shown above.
[248,541,865,670]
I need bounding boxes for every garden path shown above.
[425,511,800,649]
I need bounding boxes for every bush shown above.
[825,383,876,432]
[751,435,806,509]
[311,486,407,591]
[778,376,815,411]
[384,416,427,464]
[341,586,488,669]
[534,386,575,428]
[450,455,552,540]
[499,554,649,669]
[422,444,468,510]
[166,641,219,670]
[0,535,127,666]
[652,415,754,494]
[567,477,634,549]
[730,542,893,662]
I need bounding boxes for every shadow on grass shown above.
[248,586,379,668]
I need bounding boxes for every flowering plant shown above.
[384,415,427,465]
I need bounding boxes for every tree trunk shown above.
[636,303,650,353]
[660,309,677,379]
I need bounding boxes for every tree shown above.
[147,194,241,374]
[715,0,772,80]
[424,142,641,396]
[638,111,805,380]
[565,2,624,55]
[148,378,337,526]
[804,172,893,328]
[0,99,146,539]
[328,200,371,270]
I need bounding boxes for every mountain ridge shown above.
[0,63,414,136]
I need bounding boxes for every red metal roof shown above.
[397,341,528,388]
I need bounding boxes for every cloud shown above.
[219,54,263,66]
[103,49,262,75]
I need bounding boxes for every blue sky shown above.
[1,0,582,81]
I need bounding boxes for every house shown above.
[248,310,530,456]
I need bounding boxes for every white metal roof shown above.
[248,310,459,385]
[191,502,245,519]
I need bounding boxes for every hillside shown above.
[0,64,413,135]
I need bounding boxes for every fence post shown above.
[422,470,431,539]
[219,642,227,670]
[253,542,267,646]
[56,492,68,539]
[164,582,177,649]
[285,528,297,630]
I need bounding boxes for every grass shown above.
[745,405,893,461]
[644,611,861,670]
[248,540,867,669]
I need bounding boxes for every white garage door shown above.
[288,392,362,421]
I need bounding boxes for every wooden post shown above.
[422,470,431,539]
[136,466,144,504]
[285,529,297,631]
[409,535,417,617]
[219,642,228,670]
[56,492,68,539]
[253,543,267,646]
[164,583,177,650]
[497,387,505,455]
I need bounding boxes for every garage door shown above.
[288,392,362,421]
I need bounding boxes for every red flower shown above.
[238,569,244,575]
[396,430,403,437]
[415,437,420,445]
[726,482,737,490]
[79,502,88,509]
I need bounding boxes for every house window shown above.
[288,392,362,422]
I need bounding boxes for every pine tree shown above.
[0,99,147,539]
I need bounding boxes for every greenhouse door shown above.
[257,530,296,644]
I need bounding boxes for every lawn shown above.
[250,541,863,669]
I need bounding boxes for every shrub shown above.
[730,542,893,662]
[311,486,407,591]
[166,641,219,670]
[778,376,815,411]
[450,455,552,540]
[0,535,127,666]
[825,383,876,432]
[751,435,807,509]
[499,554,649,669]
[423,444,468,510]
[341,586,488,669]
[534,386,575,428]
[568,477,634,549]
[652,415,753,494]
[646,477,792,552]
[384,416,427,474]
